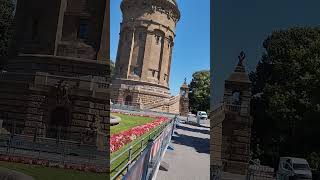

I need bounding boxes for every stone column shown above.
[211,116,223,165]
[0,119,3,134]
[167,44,173,84]
[159,37,170,86]
[157,34,165,83]
[97,0,110,62]
[54,0,68,56]
[126,28,135,79]
[140,31,153,81]
[22,94,46,136]
[210,107,225,175]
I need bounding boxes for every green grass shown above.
[110,113,154,135]
[0,161,108,180]
[110,121,168,179]
[0,114,159,180]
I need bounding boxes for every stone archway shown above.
[47,106,70,139]
[124,95,132,106]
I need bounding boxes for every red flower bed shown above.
[110,116,169,153]
[0,155,107,173]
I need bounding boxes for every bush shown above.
[307,152,320,169]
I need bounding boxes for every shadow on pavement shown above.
[180,119,210,128]
[176,124,210,135]
[172,132,209,154]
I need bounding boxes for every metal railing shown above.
[0,134,108,167]
[111,101,141,111]
[211,164,224,180]
[211,103,224,115]
[111,106,178,118]
[146,118,175,180]
[225,104,241,112]
[0,120,108,169]
[246,159,294,180]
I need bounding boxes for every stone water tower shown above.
[111,0,180,107]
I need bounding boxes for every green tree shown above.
[250,27,320,165]
[0,0,15,69]
[189,70,210,114]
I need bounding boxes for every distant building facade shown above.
[111,0,188,114]
[0,0,110,151]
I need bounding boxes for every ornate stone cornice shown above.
[119,25,175,47]
[120,19,176,37]
[121,0,180,23]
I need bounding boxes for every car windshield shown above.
[201,112,207,115]
[293,163,310,170]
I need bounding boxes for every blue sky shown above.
[111,0,210,95]
[212,0,320,105]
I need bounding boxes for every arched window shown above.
[154,29,165,45]
[119,66,123,74]
[125,95,133,105]
[31,19,39,40]
[139,32,143,40]
[156,35,160,44]
[168,36,173,47]
[78,19,89,40]
[121,28,131,41]
[232,91,241,105]
[133,67,139,75]
[47,106,70,139]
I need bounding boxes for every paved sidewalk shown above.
[0,167,34,180]
[156,120,210,180]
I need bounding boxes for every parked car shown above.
[196,111,208,124]
[197,111,208,119]
[277,157,312,180]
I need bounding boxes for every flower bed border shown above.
[0,155,107,173]
[110,112,169,153]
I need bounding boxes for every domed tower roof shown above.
[120,0,181,25]
[167,0,177,6]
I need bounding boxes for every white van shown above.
[277,157,312,180]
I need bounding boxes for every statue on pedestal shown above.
[238,51,246,66]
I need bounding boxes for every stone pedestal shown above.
[210,52,252,176]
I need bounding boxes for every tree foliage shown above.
[110,60,115,78]
[189,70,210,114]
[250,27,320,165]
[0,0,15,68]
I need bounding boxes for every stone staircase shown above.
[143,94,180,110]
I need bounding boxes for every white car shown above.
[196,111,208,123]
[277,157,312,180]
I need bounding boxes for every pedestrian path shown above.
[156,120,210,180]
[0,167,34,180]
